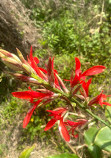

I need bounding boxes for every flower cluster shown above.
[0,47,111,142]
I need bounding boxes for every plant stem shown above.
[85,109,111,129]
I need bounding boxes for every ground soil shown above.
[0,114,60,158]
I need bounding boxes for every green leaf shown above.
[105,106,111,123]
[109,0,111,4]
[46,153,79,158]
[84,127,101,158]
[19,144,36,158]
[88,145,102,158]
[84,126,99,145]
[94,126,111,152]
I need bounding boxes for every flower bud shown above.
[0,49,13,57]
[16,48,27,64]
[22,63,36,74]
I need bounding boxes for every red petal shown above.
[59,118,70,142]
[23,100,41,128]
[75,57,81,76]
[67,120,87,127]
[73,134,79,138]
[88,92,103,106]
[44,119,57,131]
[67,120,78,126]
[34,57,39,64]
[102,102,111,106]
[12,91,33,99]
[39,67,47,74]
[47,108,67,115]
[29,46,44,79]
[64,79,70,81]
[71,74,80,88]
[82,65,106,76]
[23,106,36,128]
[54,73,61,90]
[81,78,92,97]
[12,91,52,99]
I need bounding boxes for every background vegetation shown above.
[0,0,111,157]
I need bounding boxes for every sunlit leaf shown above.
[84,126,98,145]
[19,144,36,158]
[46,153,79,158]
[94,126,111,152]
[84,127,102,158]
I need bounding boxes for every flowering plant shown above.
[0,47,111,156]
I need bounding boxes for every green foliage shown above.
[23,114,49,141]
[42,12,78,55]
[20,103,56,142]
[20,0,35,9]
[21,0,111,88]
[94,127,111,152]
[84,126,102,158]
[84,126,111,157]
[43,14,111,65]
[0,96,24,128]
[84,126,99,146]
[0,144,6,157]
[54,54,74,80]
[46,153,79,158]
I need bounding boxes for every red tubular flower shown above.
[12,89,56,128]
[65,119,87,138]
[80,78,92,98]
[44,108,67,131]
[88,91,111,107]
[68,58,106,88]
[44,108,70,142]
